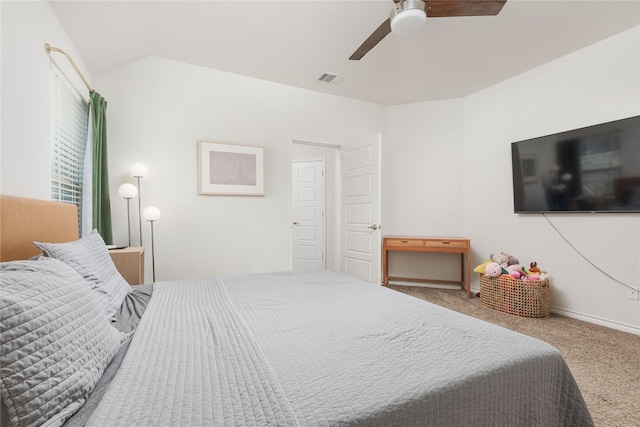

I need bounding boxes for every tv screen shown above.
[511,115,640,213]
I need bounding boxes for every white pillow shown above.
[34,230,131,318]
[0,258,127,427]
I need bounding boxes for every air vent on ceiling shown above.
[317,72,345,85]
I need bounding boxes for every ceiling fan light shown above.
[390,0,427,37]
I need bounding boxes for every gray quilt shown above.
[87,271,593,426]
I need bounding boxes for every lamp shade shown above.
[142,206,161,221]
[130,163,147,178]
[118,183,138,199]
[390,0,426,36]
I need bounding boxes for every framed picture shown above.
[197,141,265,196]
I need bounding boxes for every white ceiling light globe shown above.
[390,0,427,37]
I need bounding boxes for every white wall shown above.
[385,98,465,236]
[1,1,91,199]
[95,57,387,282]
[384,99,467,282]
[383,27,639,333]
[463,27,640,333]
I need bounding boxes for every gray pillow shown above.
[34,230,131,318]
[0,258,127,427]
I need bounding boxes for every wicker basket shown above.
[479,275,550,318]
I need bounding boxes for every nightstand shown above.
[109,246,145,285]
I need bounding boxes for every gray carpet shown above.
[388,285,640,427]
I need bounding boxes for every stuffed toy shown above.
[506,264,525,279]
[529,262,541,275]
[490,253,509,267]
[525,261,542,280]
[473,259,492,273]
[505,253,520,266]
[484,262,503,278]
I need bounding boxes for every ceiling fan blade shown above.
[349,18,391,61]
[348,1,506,61]
[425,0,507,17]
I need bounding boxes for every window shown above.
[50,64,89,233]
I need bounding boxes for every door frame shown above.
[288,134,381,280]
[288,136,341,271]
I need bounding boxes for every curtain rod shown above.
[45,43,94,93]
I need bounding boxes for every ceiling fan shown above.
[349,0,507,60]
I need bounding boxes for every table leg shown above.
[382,249,388,286]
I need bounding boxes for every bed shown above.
[0,195,594,427]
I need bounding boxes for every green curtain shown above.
[90,91,113,244]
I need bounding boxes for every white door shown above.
[292,160,325,272]
[343,133,381,284]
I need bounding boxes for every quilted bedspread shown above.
[87,271,593,426]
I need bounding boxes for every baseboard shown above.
[550,306,640,336]
[469,286,640,336]
[388,281,460,290]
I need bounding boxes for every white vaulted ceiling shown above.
[48,0,640,106]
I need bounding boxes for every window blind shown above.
[50,64,89,233]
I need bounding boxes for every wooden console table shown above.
[382,236,471,299]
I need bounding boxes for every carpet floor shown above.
[387,285,640,427]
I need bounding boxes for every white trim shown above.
[550,306,640,336]
[289,135,339,149]
[389,281,460,290]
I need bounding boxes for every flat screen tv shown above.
[511,115,640,213]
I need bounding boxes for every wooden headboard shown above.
[0,195,79,262]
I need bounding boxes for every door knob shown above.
[368,224,379,230]
[293,221,299,225]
